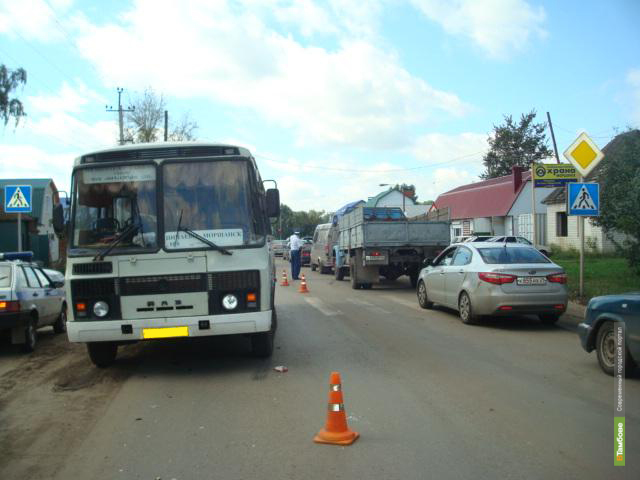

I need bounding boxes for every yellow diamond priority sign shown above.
[563,132,604,178]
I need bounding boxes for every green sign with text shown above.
[533,163,578,187]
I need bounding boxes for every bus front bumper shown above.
[67,310,273,343]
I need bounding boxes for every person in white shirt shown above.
[288,231,302,279]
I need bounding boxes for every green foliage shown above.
[271,204,330,238]
[0,64,27,126]
[481,110,553,179]
[392,184,417,201]
[592,129,640,273]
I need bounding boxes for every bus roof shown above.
[74,142,253,166]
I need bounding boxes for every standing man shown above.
[288,231,302,280]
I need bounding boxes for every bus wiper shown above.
[93,223,140,261]
[174,210,232,255]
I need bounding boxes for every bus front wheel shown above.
[87,342,118,368]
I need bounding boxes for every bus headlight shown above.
[222,294,238,311]
[93,301,109,318]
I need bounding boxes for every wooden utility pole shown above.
[164,110,168,141]
[546,111,560,164]
[106,88,135,145]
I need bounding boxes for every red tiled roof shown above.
[433,171,530,220]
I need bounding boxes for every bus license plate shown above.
[517,277,546,286]
[142,326,189,339]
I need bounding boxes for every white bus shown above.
[53,143,280,367]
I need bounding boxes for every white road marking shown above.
[346,298,391,314]
[386,296,419,309]
[304,297,341,316]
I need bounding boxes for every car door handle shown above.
[458,269,465,274]
[33,292,39,297]
[439,271,445,275]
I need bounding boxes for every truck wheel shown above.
[87,342,118,368]
[320,264,331,274]
[458,292,479,325]
[311,263,317,272]
[409,272,419,288]
[350,264,360,289]
[53,306,67,334]
[335,266,345,281]
[361,283,372,290]
[417,281,433,309]
[22,319,37,353]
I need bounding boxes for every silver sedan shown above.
[416,242,568,325]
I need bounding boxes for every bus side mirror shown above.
[53,204,65,235]
[266,189,280,218]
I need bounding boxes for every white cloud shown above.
[28,81,107,114]
[410,0,547,59]
[273,0,339,37]
[0,0,72,42]
[0,144,74,193]
[410,132,487,165]
[74,0,469,148]
[626,68,640,125]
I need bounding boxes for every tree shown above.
[125,87,198,143]
[271,204,331,238]
[0,64,27,126]
[393,183,417,202]
[480,110,553,179]
[592,129,640,273]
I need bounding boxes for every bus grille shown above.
[120,274,207,296]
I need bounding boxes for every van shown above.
[310,223,334,273]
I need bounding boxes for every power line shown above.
[254,150,485,174]
[106,88,135,145]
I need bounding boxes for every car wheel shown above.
[458,292,479,325]
[539,313,559,325]
[87,342,118,368]
[335,266,345,281]
[417,281,433,309]
[595,321,636,375]
[22,319,37,353]
[53,306,67,334]
[320,264,331,274]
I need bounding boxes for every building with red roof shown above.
[430,166,551,243]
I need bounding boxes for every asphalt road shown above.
[2,258,638,479]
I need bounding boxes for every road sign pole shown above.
[531,164,537,247]
[17,212,22,252]
[580,216,584,297]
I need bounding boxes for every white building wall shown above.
[546,203,625,253]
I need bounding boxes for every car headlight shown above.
[93,301,109,318]
[222,294,238,311]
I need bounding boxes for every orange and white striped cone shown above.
[298,274,309,293]
[281,270,290,287]
[314,372,359,445]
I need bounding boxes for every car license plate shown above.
[142,326,189,339]
[517,277,546,286]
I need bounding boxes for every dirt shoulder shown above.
[0,328,138,480]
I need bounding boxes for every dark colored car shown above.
[578,293,639,375]
[301,240,312,266]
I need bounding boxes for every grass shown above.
[551,252,640,303]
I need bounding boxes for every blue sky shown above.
[1,0,638,211]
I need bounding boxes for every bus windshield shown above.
[163,160,265,249]
[72,164,158,250]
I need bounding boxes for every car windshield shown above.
[0,265,11,287]
[72,164,158,250]
[163,160,266,249]
[478,247,551,264]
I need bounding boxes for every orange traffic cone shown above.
[281,270,290,287]
[298,274,309,293]
[314,372,359,446]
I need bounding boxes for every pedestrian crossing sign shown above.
[4,185,32,213]
[567,182,599,216]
